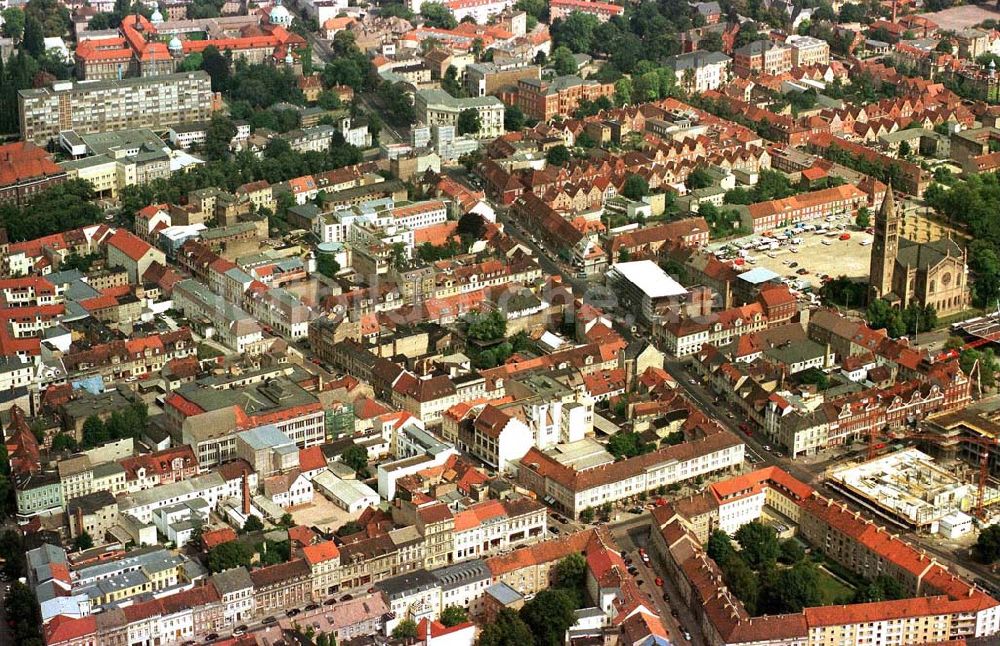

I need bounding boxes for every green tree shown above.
[2,8,25,39]
[504,104,525,131]
[440,605,469,627]
[778,538,805,565]
[420,2,457,28]
[204,114,237,161]
[25,0,69,37]
[82,415,108,448]
[607,431,650,459]
[700,31,723,52]
[392,619,419,640]
[341,444,370,477]
[457,108,481,136]
[477,607,533,646]
[336,520,362,537]
[23,14,44,57]
[766,562,822,613]
[550,45,577,76]
[5,581,42,644]
[73,532,94,551]
[317,90,342,110]
[200,45,231,93]
[687,167,712,190]
[855,207,870,229]
[866,298,905,338]
[546,144,570,166]
[614,77,633,106]
[975,524,1000,563]
[51,433,77,452]
[552,552,587,605]
[622,174,649,201]
[719,552,759,614]
[579,507,594,523]
[206,541,252,572]
[707,529,733,562]
[177,52,203,72]
[734,521,780,569]
[378,81,416,127]
[519,589,577,646]
[551,11,598,53]
[279,513,294,528]
[242,515,265,534]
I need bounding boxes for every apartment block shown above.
[464,62,541,97]
[513,75,616,121]
[18,72,215,144]
[549,0,624,22]
[414,90,506,138]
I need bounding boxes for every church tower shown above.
[869,183,899,300]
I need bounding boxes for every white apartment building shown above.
[119,472,230,524]
[414,90,506,139]
[444,0,515,23]
[666,50,732,93]
[785,34,831,67]
[386,200,448,230]
[519,431,745,518]
[451,498,547,561]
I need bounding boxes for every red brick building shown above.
[513,75,616,121]
[0,142,66,205]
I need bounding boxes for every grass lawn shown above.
[815,566,855,605]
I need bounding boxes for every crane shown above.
[866,429,1000,521]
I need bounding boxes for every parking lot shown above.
[287,495,356,534]
[710,215,874,293]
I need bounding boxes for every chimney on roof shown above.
[242,472,251,515]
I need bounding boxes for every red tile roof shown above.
[0,142,63,187]
[303,540,340,565]
[107,229,154,262]
[298,446,327,473]
[44,615,97,645]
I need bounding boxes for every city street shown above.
[610,520,704,646]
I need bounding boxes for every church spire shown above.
[869,180,899,301]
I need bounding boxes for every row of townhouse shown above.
[741,184,869,233]
[689,309,973,457]
[59,329,195,385]
[516,404,744,518]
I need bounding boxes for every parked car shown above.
[655,577,664,586]
[205,635,219,643]
[286,608,300,618]
[839,232,851,240]
[263,616,277,625]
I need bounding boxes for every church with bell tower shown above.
[868,184,971,317]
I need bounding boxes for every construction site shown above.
[826,448,984,534]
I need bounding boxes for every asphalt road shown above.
[611,523,704,646]
[495,209,595,298]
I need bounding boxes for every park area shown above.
[706,521,907,615]
[814,565,855,605]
